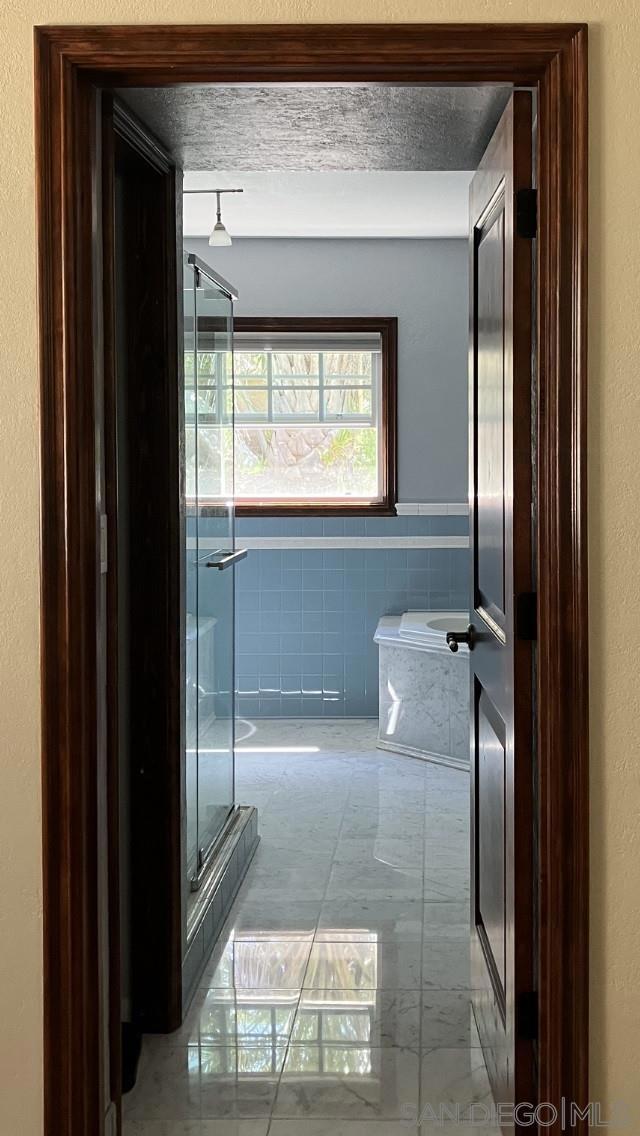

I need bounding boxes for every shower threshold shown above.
[183,804,259,1012]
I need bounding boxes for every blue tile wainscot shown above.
[226,512,469,719]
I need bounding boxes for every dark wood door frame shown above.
[34,22,588,1136]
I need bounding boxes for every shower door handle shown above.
[204,548,248,570]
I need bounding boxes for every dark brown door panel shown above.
[468,90,535,1128]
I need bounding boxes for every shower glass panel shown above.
[184,252,238,891]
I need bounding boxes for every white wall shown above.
[185,237,469,503]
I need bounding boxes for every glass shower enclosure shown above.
[183,252,245,896]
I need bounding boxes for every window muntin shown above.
[185,322,395,509]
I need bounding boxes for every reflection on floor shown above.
[124,719,498,1135]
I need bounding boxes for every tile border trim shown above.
[395,502,469,515]
[188,535,469,551]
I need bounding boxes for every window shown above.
[186,317,397,513]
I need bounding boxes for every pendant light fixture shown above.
[183,187,244,247]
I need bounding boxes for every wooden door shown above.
[467,91,535,1126]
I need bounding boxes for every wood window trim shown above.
[188,315,398,517]
[34,22,588,1136]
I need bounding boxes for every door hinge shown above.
[516,592,537,641]
[516,187,537,238]
[517,990,538,1041]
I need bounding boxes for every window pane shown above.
[197,388,217,417]
[235,425,378,500]
[272,389,320,418]
[235,351,267,382]
[272,352,319,379]
[196,351,218,386]
[324,389,372,419]
[189,426,233,499]
[234,388,268,417]
[324,351,372,383]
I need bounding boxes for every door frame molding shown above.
[34,22,588,1135]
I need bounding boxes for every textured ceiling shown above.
[116,84,512,171]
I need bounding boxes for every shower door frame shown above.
[184,252,240,893]
[35,22,589,1136]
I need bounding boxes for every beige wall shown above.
[0,1,638,1132]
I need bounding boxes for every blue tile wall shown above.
[231,514,469,719]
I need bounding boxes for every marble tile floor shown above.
[124,720,498,1136]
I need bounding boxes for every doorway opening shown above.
[35,23,588,1136]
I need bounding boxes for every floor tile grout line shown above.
[269,1002,295,1130]
[418,765,428,1124]
[308,748,356,949]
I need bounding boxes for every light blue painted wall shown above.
[184,237,469,503]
